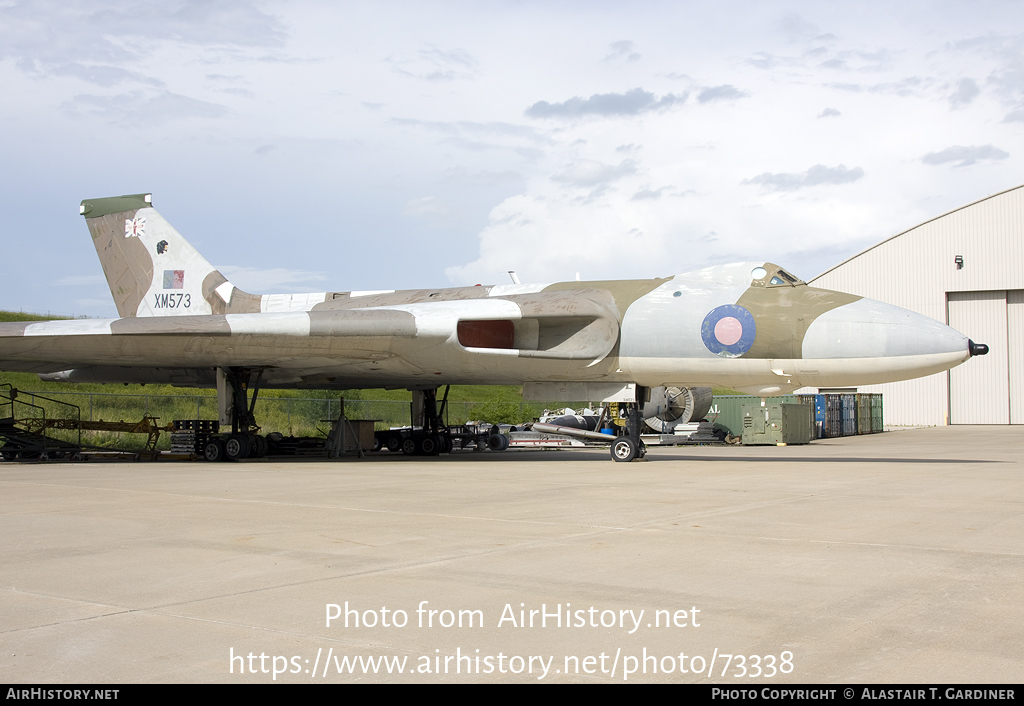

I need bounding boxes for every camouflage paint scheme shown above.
[0,194,973,396]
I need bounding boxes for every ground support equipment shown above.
[373,386,509,455]
[532,396,649,462]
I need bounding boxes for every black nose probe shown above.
[968,340,989,357]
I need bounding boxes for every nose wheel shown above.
[610,436,647,462]
[609,399,647,462]
[611,437,637,462]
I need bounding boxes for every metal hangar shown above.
[802,183,1024,425]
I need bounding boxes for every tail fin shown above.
[80,193,261,317]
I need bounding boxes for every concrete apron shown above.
[1,426,1021,683]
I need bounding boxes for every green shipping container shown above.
[857,394,872,435]
[740,403,813,445]
[711,394,882,438]
[709,395,800,437]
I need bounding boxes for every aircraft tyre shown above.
[401,437,417,455]
[486,433,506,451]
[611,437,638,462]
[420,435,439,456]
[387,434,403,452]
[225,435,251,461]
[203,439,225,462]
[438,436,452,454]
[372,436,383,452]
[251,435,268,458]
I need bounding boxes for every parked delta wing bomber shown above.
[0,194,989,461]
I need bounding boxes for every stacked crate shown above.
[172,420,220,455]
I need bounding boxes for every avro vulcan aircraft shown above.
[0,194,987,461]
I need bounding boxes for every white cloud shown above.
[60,90,228,125]
[402,196,456,229]
[743,165,865,192]
[387,46,478,82]
[603,40,641,62]
[921,144,1009,167]
[0,0,285,73]
[525,88,685,119]
[216,266,328,293]
[632,187,666,200]
[697,85,748,103]
[551,159,637,187]
[949,78,981,107]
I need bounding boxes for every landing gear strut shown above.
[377,385,510,455]
[205,366,268,461]
[403,386,451,456]
[610,395,647,463]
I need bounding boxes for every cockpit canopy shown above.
[750,263,805,288]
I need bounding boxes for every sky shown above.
[1,0,1023,318]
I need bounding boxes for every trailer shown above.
[374,422,510,455]
[0,385,174,462]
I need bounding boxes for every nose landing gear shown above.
[610,401,646,462]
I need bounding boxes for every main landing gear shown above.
[400,387,454,456]
[204,367,269,462]
[376,385,509,455]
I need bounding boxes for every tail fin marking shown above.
[81,193,260,318]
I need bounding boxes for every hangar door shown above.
[947,290,1024,424]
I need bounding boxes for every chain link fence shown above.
[9,391,553,450]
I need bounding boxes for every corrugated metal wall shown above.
[804,184,1024,425]
[1009,291,1024,424]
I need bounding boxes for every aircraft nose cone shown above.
[968,339,989,357]
[803,297,969,360]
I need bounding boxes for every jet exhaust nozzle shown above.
[968,340,989,357]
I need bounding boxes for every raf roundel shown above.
[701,304,756,358]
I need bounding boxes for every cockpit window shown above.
[752,263,806,288]
[766,268,804,287]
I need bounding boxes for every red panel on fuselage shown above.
[457,320,515,349]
